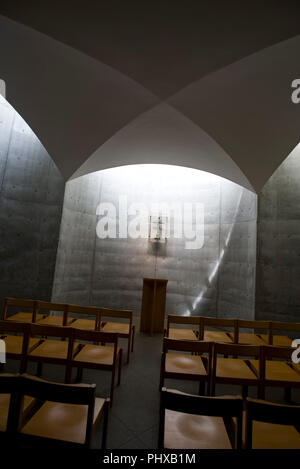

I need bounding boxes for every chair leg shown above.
[257,384,264,400]
[284,387,292,403]
[118,349,123,385]
[65,364,72,384]
[76,367,83,383]
[110,368,116,407]
[127,334,131,364]
[101,400,109,449]
[242,386,248,399]
[198,381,205,395]
[131,326,135,353]
[210,380,216,396]
[36,362,43,377]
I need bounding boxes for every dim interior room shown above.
[1,2,300,452]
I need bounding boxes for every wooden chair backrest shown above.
[0,320,31,369]
[37,301,67,312]
[262,344,294,361]
[270,321,300,336]
[166,314,201,336]
[202,317,237,328]
[159,388,243,449]
[201,317,238,340]
[2,297,37,321]
[0,319,30,336]
[245,397,300,449]
[100,307,132,325]
[235,319,271,343]
[68,304,100,329]
[163,337,212,354]
[30,323,72,339]
[213,342,261,358]
[246,397,300,424]
[68,304,99,316]
[72,328,119,345]
[72,329,119,367]
[238,319,270,330]
[37,301,69,325]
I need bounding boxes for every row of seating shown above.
[159,388,300,449]
[2,297,135,362]
[0,320,122,405]
[160,338,300,399]
[166,314,300,346]
[0,373,109,448]
[2,372,299,449]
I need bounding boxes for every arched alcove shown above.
[52,164,257,319]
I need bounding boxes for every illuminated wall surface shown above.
[0,95,64,307]
[52,166,257,318]
[256,145,300,322]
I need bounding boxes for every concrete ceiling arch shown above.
[0,4,299,193]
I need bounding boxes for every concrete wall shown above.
[218,181,257,319]
[52,165,257,319]
[256,144,300,322]
[0,95,65,306]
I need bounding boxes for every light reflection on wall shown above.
[53,164,257,319]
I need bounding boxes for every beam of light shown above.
[184,186,244,316]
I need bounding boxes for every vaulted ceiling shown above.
[0,1,299,192]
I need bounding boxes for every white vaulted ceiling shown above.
[0,1,299,192]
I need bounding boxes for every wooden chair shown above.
[68,304,99,331]
[260,321,300,347]
[158,387,243,449]
[160,338,213,395]
[245,397,300,449]
[200,317,236,344]
[165,315,201,341]
[25,324,77,382]
[249,345,300,400]
[17,374,109,448]
[72,329,122,406]
[231,319,270,345]
[2,297,44,323]
[0,321,41,373]
[211,343,262,398]
[36,301,72,326]
[100,307,134,363]
[0,373,35,438]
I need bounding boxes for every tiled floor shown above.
[3,324,300,449]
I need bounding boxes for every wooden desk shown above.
[140,278,168,334]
